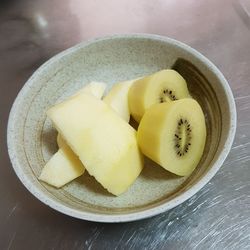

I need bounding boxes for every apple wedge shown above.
[39,82,106,188]
[47,93,144,195]
[57,133,65,148]
[39,144,85,188]
[76,81,106,99]
[57,81,107,148]
[103,79,138,122]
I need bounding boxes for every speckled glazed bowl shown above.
[7,34,236,222]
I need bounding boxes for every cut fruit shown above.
[57,81,106,148]
[103,79,138,122]
[137,98,206,176]
[47,93,144,195]
[76,81,107,99]
[40,82,106,188]
[128,69,190,122]
[38,145,85,188]
[57,134,65,148]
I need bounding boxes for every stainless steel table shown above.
[1,0,249,249]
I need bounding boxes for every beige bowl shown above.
[7,34,236,222]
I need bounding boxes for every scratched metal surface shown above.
[0,0,250,249]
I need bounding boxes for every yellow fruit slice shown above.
[38,144,85,188]
[103,79,137,122]
[47,93,144,195]
[57,81,107,148]
[39,82,106,188]
[128,69,190,122]
[137,98,206,176]
[76,81,107,99]
[57,133,65,148]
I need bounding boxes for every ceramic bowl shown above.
[7,34,236,222]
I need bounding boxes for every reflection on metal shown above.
[34,13,48,29]
[234,0,250,29]
[240,0,250,17]
[32,13,50,40]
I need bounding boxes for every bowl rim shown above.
[7,33,237,223]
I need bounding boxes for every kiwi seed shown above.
[174,118,192,157]
[159,88,177,103]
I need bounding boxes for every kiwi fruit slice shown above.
[137,98,206,176]
[128,69,190,123]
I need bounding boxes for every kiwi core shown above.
[160,88,177,103]
[174,118,192,157]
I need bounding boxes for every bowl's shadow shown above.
[129,117,139,130]
[74,173,114,197]
[141,157,180,181]
[41,126,58,156]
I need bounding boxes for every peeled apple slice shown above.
[38,144,85,188]
[128,69,190,122]
[77,81,107,99]
[47,93,144,195]
[39,82,106,188]
[57,81,106,148]
[57,134,65,148]
[103,79,137,122]
[137,98,206,176]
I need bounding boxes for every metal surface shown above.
[0,0,249,249]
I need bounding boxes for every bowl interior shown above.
[8,36,233,219]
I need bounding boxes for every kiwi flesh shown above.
[128,69,190,123]
[137,98,206,176]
